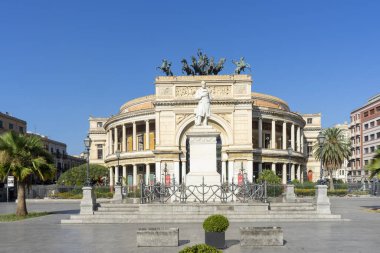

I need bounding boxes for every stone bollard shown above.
[80,186,96,215]
[113,185,123,201]
[284,185,296,202]
[315,185,331,214]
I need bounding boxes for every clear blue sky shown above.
[0,0,379,155]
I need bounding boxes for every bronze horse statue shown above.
[157,59,173,76]
[232,57,251,74]
[181,59,194,75]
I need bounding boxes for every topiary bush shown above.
[202,214,229,233]
[57,164,108,186]
[257,170,281,184]
[179,243,221,253]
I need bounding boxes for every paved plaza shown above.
[0,198,379,253]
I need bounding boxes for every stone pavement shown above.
[0,197,379,253]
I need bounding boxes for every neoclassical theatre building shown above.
[88,75,321,188]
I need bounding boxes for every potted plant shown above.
[203,214,229,249]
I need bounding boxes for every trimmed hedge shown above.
[57,164,108,186]
[179,244,221,253]
[49,189,114,199]
[202,214,229,233]
[295,189,349,197]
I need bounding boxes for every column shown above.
[282,164,287,184]
[291,163,295,181]
[109,167,114,187]
[174,161,180,184]
[271,163,276,173]
[258,118,263,148]
[181,161,186,183]
[282,122,287,149]
[145,120,150,150]
[228,161,234,183]
[247,160,253,183]
[155,161,160,182]
[132,122,137,151]
[221,161,227,183]
[106,131,110,155]
[297,164,301,181]
[114,126,118,152]
[115,165,119,185]
[122,165,127,186]
[291,124,295,150]
[300,129,304,154]
[296,126,301,152]
[258,163,263,174]
[122,124,126,152]
[271,119,276,149]
[133,164,137,186]
[146,163,150,185]
[108,129,113,155]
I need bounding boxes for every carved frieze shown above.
[175,85,231,98]
[189,137,217,144]
[176,114,192,125]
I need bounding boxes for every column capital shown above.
[145,119,150,123]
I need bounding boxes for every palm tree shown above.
[0,131,55,216]
[313,128,351,190]
[367,148,380,179]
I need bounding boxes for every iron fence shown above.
[140,177,267,204]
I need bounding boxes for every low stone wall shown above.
[136,228,179,247]
[240,227,283,246]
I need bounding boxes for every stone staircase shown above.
[61,201,342,224]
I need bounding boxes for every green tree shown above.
[57,164,108,186]
[257,169,281,184]
[313,128,351,190]
[367,148,380,179]
[0,132,55,216]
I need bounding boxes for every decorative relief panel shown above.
[189,137,217,144]
[175,86,232,99]
[234,84,246,94]
[176,114,192,125]
[157,86,173,97]
[216,113,232,125]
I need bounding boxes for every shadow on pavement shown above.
[49,209,80,215]
[225,239,240,248]
[179,240,190,246]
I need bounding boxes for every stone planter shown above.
[240,227,283,246]
[137,227,179,247]
[205,232,225,249]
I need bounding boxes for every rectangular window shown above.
[19,126,24,133]
[377,119,380,126]
[307,118,312,124]
[370,134,375,140]
[9,123,13,130]
[377,106,380,112]
[364,111,369,117]
[370,146,375,153]
[365,136,369,142]
[370,109,375,115]
[364,124,369,129]
[97,122,103,128]
[137,135,144,151]
[0,120,3,128]
[370,121,375,127]
[377,132,380,139]
[97,144,103,159]
[365,160,369,165]
[364,148,368,154]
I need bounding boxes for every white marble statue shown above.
[194,81,211,126]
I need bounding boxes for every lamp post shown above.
[83,135,92,186]
[287,146,293,183]
[115,150,121,185]
[317,131,326,182]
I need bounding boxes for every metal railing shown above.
[140,177,267,204]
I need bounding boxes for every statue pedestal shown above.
[185,126,221,188]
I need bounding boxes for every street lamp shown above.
[317,131,326,181]
[287,146,293,183]
[115,150,121,185]
[84,135,92,186]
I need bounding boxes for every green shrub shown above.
[49,192,83,199]
[295,181,315,189]
[328,189,348,196]
[334,183,348,190]
[57,164,108,186]
[127,190,141,198]
[258,170,281,184]
[290,179,300,185]
[179,244,221,253]
[295,189,315,196]
[350,191,369,195]
[202,214,229,233]
[267,184,284,197]
[95,192,113,198]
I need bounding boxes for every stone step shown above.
[62,215,342,224]
[97,207,140,212]
[269,207,315,211]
